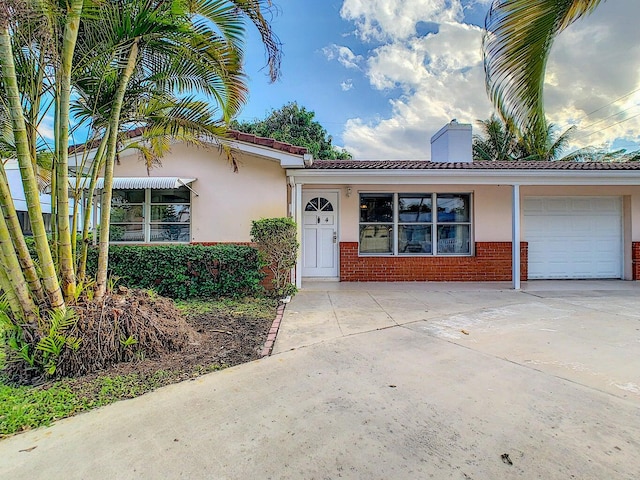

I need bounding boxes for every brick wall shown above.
[339,242,528,282]
[633,242,640,280]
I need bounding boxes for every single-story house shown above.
[82,122,640,289]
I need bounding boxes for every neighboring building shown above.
[73,124,640,289]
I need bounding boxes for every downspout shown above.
[512,184,521,290]
[288,174,303,290]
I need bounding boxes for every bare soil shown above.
[3,290,277,393]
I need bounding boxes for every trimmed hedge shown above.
[86,244,264,299]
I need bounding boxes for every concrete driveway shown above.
[1,281,639,479]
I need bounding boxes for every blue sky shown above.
[236,0,640,160]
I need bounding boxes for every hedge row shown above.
[85,244,264,299]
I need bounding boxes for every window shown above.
[359,194,393,254]
[111,187,190,243]
[359,193,471,255]
[17,211,52,236]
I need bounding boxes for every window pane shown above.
[150,224,190,242]
[319,197,334,211]
[399,194,432,222]
[151,205,190,223]
[437,194,470,222]
[113,189,144,204]
[151,187,190,203]
[437,225,470,254]
[111,205,144,223]
[305,198,319,211]
[359,225,392,254]
[399,225,432,254]
[110,224,144,242]
[360,194,393,223]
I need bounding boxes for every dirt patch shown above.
[3,291,277,393]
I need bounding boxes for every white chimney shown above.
[430,119,472,163]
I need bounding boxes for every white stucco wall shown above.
[307,183,640,245]
[114,143,288,242]
[319,184,513,243]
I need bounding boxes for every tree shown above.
[231,102,352,160]
[0,0,281,377]
[472,115,519,162]
[482,0,603,139]
[472,114,632,162]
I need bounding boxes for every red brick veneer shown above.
[339,242,528,282]
[633,242,640,280]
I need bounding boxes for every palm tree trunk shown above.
[95,39,140,299]
[0,257,22,319]
[78,132,109,282]
[0,26,65,310]
[55,0,83,302]
[0,209,38,323]
[0,165,46,304]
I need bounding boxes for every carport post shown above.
[512,184,521,290]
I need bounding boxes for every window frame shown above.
[358,192,473,257]
[110,187,191,244]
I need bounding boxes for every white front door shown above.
[302,191,339,278]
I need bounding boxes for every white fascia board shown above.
[286,169,640,186]
[224,140,306,168]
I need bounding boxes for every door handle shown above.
[333,232,337,243]
[317,216,320,224]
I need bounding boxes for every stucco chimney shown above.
[430,120,472,163]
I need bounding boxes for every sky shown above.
[236,0,640,160]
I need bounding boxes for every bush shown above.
[251,218,298,297]
[86,244,263,299]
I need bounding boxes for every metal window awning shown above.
[69,177,196,190]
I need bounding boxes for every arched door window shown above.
[305,197,334,212]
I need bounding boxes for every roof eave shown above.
[285,168,640,186]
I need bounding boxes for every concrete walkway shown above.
[1,281,640,479]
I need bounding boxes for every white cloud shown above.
[336,0,640,159]
[341,79,354,91]
[340,0,463,41]
[343,21,492,159]
[544,1,640,150]
[37,115,55,142]
[322,44,364,70]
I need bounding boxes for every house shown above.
[85,123,640,290]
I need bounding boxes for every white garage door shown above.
[524,197,622,279]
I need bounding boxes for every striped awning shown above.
[69,177,196,190]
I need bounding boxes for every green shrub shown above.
[251,218,298,297]
[86,244,263,299]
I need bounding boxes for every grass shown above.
[0,296,276,439]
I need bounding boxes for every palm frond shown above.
[483,0,603,136]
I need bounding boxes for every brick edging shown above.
[261,301,287,357]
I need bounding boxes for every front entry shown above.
[302,191,339,278]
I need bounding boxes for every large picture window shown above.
[111,186,191,243]
[359,193,471,255]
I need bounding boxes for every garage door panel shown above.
[524,196,622,280]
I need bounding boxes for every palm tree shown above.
[70,0,279,298]
[472,115,519,161]
[0,0,281,372]
[483,0,604,137]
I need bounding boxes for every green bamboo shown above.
[0,165,46,303]
[0,26,64,310]
[0,252,23,320]
[95,39,140,299]
[54,0,83,302]
[78,132,109,282]
[0,205,38,323]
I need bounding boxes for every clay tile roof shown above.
[308,160,640,170]
[226,130,308,155]
[69,128,308,156]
